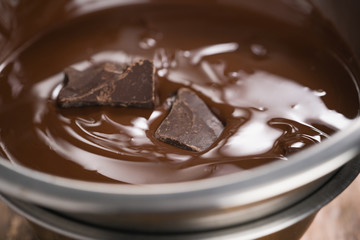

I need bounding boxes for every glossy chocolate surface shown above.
[0,2,358,184]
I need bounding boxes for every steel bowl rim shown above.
[2,156,359,240]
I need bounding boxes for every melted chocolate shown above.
[0,2,359,184]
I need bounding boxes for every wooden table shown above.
[1,175,360,240]
[301,174,360,240]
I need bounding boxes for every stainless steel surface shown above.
[0,0,360,235]
[2,157,359,240]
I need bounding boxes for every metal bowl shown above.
[2,157,359,239]
[0,0,359,238]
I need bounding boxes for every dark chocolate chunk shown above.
[57,59,157,108]
[155,88,224,152]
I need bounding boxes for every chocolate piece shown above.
[57,59,156,108]
[155,88,224,152]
